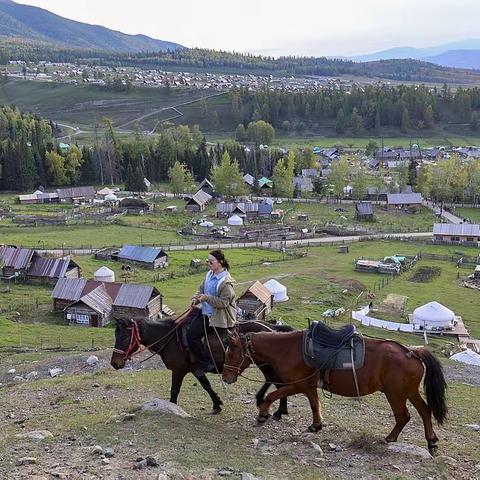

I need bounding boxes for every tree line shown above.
[229,84,480,134]
[0,104,296,192]
[2,39,480,84]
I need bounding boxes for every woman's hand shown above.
[197,294,208,303]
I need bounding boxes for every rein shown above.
[114,320,179,361]
[223,333,321,386]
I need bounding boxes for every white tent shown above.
[228,214,243,226]
[104,193,118,201]
[94,266,115,283]
[263,279,288,302]
[450,349,480,366]
[413,301,454,328]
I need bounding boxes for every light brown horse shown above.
[222,330,447,455]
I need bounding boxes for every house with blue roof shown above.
[116,245,168,269]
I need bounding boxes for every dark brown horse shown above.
[110,317,293,415]
[222,330,447,455]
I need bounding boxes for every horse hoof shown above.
[307,424,322,433]
[272,412,282,421]
[211,406,222,415]
[256,414,270,424]
[428,443,438,456]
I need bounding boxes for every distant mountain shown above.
[0,0,183,53]
[424,50,480,69]
[350,39,480,66]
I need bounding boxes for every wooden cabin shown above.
[237,281,273,321]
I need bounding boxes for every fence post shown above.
[91,335,95,349]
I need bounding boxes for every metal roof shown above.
[356,202,373,215]
[0,246,34,270]
[71,284,113,315]
[118,245,167,263]
[28,255,73,278]
[243,174,255,186]
[188,189,212,206]
[433,223,480,236]
[57,186,95,199]
[52,277,87,301]
[52,277,159,309]
[114,284,154,308]
[387,193,423,205]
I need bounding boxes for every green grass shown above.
[282,202,437,233]
[0,79,215,131]
[454,207,480,223]
[2,240,478,347]
[0,316,113,349]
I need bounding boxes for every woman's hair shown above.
[209,249,230,270]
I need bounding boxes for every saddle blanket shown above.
[303,330,365,370]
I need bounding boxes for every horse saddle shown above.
[303,321,365,371]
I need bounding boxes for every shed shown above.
[27,254,80,285]
[185,189,212,212]
[57,186,95,204]
[0,246,34,278]
[237,281,273,321]
[117,245,168,269]
[450,349,480,366]
[433,223,480,246]
[355,202,374,220]
[339,245,349,254]
[66,284,113,327]
[413,302,455,329]
[198,178,214,195]
[263,279,288,302]
[243,173,255,187]
[53,277,163,324]
[119,197,152,214]
[386,193,423,210]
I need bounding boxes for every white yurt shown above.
[263,279,288,302]
[94,266,115,283]
[104,193,118,202]
[412,301,454,328]
[227,214,243,226]
[199,221,213,228]
[450,349,480,366]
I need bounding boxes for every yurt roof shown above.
[228,214,243,225]
[413,301,454,324]
[450,349,480,366]
[263,279,286,293]
[94,266,115,277]
[104,193,117,201]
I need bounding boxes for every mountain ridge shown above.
[0,0,183,52]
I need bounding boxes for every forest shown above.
[2,39,480,84]
[230,84,480,134]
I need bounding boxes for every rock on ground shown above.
[139,398,191,418]
[387,442,432,459]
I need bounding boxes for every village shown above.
[2,137,480,356]
[4,59,397,93]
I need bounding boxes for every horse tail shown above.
[417,349,448,425]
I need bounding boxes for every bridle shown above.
[112,320,179,362]
[113,320,143,360]
[223,333,256,376]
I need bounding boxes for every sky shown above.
[14,0,480,57]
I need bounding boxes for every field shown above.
[1,239,480,478]
[454,206,480,223]
[2,240,479,345]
